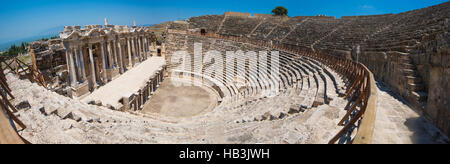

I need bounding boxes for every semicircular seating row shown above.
[185,2,449,53]
[8,33,349,144]
[167,34,347,122]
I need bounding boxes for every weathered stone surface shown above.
[15,101,31,110]
[39,105,57,116]
[4,2,450,144]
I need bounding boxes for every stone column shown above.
[137,37,141,61]
[135,37,140,61]
[78,45,87,81]
[162,43,166,57]
[74,47,81,82]
[152,41,156,56]
[147,81,151,96]
[113,40,119,68]
[154,80,157,93]
[140,37,144,59]
[155,78,158,91]
[117,41,124,73]
[88,44,97,89]
[138,89,142,109]
[140,87,145,105]
[128,38,134,66]
[136,37,139,61]
[68,48,77,86]
[150,40,153,51]
[121,41,126,71]
[107,41,114,69]
[141,37,145,59]
[127,38,133,67]
[145,37,149,58]
[156,72,160,86]
[122,96,130,111]
[141,37,145,58]
[136,37,140,61]
[150,80,153,95]
[131,37,136,64]
[100,42,108,83]
[143,37,146,59]
[149,80,153,94]
[146,81,150,98]
[149,40,153,57]
[65,49,73,86]
[142,86,146,104]
[150,79,155,95]
[133,95,138,111]
[149,40,152,56]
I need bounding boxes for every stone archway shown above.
[200,28,206,35]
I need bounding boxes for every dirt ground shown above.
[142,79,217,118]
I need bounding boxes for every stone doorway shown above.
[200,29,206,35]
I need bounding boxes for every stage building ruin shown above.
[30,20,166,99]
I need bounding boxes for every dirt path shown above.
[372,82,448,144]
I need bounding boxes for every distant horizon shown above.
[0,23,155,51]
[0,0,447,46]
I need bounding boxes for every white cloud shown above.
[360,5,375,10]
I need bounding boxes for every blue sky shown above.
[0,0,447,44]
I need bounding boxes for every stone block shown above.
[313,97,325,107]
[15,101,31,110]
[71,82,90,98]
[56,108,73,119]
[39,105,57,116]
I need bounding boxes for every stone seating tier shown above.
[164,34,346,124]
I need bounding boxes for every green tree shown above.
[21,42,26,50]
[2,42,28,58]
[272,6,288,16]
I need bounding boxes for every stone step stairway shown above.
[279,18,310,42]
[311,24,346,51]
[399,53,428,107]
[216,15,228,34]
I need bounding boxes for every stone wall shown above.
[293,15,336,19]
[341,13,394,19]
[224,12,251,17]
[121,66,166,111]
[254,14,273,18]
[357,51,406,95]
[355,32,450,136]
[187,15,225,33]
[31,40,66,71]
[30,40,69,95]
[418,33,450,135]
